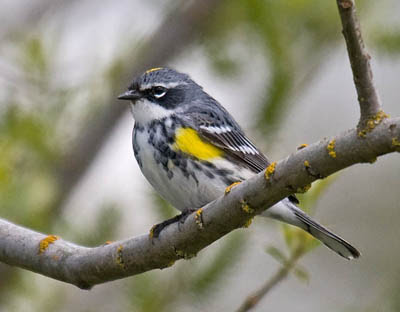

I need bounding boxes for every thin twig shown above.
[0,118,399,288]
[236,248,304,312]
[336,0,382,127]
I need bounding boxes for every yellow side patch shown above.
[146,67,163,74]
[174,128,223,160]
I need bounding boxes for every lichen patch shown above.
[327,139,337,158]
[264,162,277,180]
[116,245,125,269]
[240,200,254,214]
[225,181,241,195]
[39,235,60,254]
[358,110,390,137]
[194,208,204,230]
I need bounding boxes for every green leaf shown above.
[373,30,400,56]
[265,246,287,264]
[282,224,296,251]
[303,235,321,253]
[293,265,310,284]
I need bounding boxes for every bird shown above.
[118,67,360,260]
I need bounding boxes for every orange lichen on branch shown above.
[358,111,390,137]
[39,235,60,254]
[264,162,277,180]
[225,181,241,195]
[116,245,125,269]
[240,200,254,214]
[195,208,204,229]
[327,139,337,158]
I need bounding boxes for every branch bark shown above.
[1,118,399,289]
[336,0,382,127]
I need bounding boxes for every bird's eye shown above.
[152,86,167,99]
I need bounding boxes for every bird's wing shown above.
[184,109,270,173]
[184,108,299,204]
[198,124,270,173]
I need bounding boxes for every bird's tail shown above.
[291,207,360,260]
[264,200,360,260]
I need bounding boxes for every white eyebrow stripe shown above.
[139,81,187,91]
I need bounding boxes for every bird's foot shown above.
[149,208,196,239]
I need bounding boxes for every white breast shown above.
[134,129,255,211]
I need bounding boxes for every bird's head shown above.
[118,67,202,124]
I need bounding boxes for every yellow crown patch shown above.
[145,67,163,74]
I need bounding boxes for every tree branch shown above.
[1,118,399,289]
[336,0,382,127]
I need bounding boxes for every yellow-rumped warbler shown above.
[118,67,360,260]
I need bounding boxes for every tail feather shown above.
[292,209,360,260]
[263,199,360,260]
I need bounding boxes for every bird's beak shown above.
[117,89,141,101]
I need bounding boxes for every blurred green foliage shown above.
[373,30,400,56]
[0,0,400,311]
